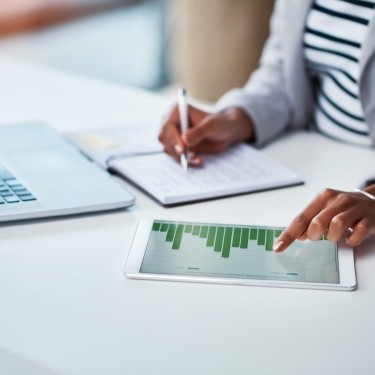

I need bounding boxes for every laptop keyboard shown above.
[0,164,36,204]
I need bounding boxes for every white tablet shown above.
[124,219,357,291]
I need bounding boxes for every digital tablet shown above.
[124,219,357,291]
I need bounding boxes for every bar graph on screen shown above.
[140,220,338,284]
[152,221,287,256]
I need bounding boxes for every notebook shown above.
[67,125,304,206]
[0,123,135,222]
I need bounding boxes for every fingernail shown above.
[174,144,183,154]
[189,156,202,166]
[273,241,284,252]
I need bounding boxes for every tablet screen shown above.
[140,220,339,284]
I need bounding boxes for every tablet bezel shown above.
[124,218,357,291]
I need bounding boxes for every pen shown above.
[178,87,189,172]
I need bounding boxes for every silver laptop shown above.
[0,123,135,222]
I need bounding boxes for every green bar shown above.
[222,227,233,258]
[214,227,224,252]
[250,228,258,240]
[172,225,184,250]
[184,225,192,233]
[232,228,241,247]
[274,229,282,237]
[258,229,266,246]
[166,224,176,242]
[265,229,274,251]
[206,226,217,247]
[160,223,169,232]
[192,225,200,236]
[152,222,161,231]
[240,228,249,249]
[200,226,209,238]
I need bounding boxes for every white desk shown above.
[0,57,374,375]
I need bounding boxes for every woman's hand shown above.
[158,104,254,166]
[273,186,375,252]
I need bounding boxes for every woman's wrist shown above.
[224,107,255,144]
[353,188,375,202]
[353,183,375,202]
[364,183,375,197]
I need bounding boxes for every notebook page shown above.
[109,143,303,205]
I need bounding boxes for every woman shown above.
[159,0,375,252]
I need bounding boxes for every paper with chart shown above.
[109,143,303,205]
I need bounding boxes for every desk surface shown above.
[0,57,374,375]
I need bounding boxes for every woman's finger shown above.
[273,189,335,252]
[159,122,185,160]
[346,218,372,247]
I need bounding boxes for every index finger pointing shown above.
[273,214,310,252]
[273,189,337,252]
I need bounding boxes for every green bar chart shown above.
[141,220,339,284]
[151,221,285,258]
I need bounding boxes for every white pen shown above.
[177,87,189,172]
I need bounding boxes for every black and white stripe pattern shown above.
[304,0,375,145]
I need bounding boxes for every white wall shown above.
[0,1,170,90]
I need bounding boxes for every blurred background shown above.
[0,0,275,103]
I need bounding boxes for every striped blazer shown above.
[216,0,375,147]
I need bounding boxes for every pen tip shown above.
[180,154,188,172]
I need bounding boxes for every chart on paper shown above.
[140,220,339,284]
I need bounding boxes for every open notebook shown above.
[67,126,303,206]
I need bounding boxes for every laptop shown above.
[0,123,135,222]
